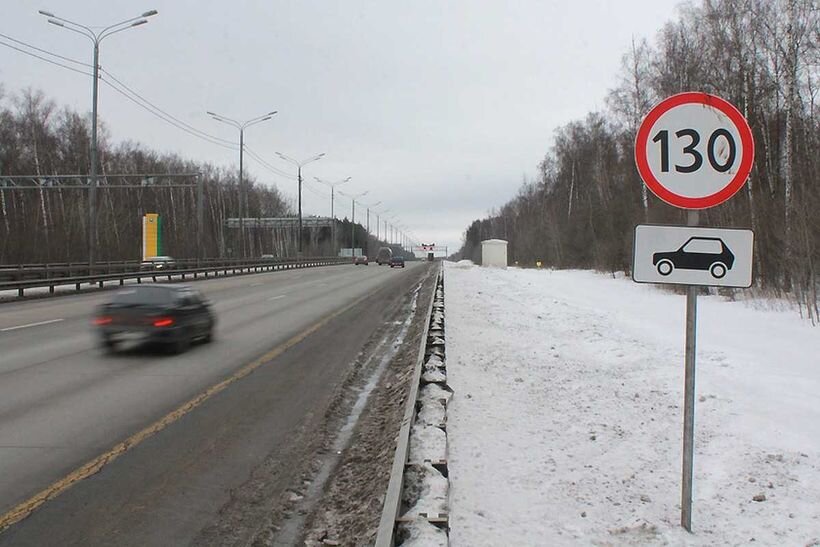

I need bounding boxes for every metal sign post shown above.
[633,92,755,532]
[681,209,699,531]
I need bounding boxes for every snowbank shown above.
[445,263,820,546]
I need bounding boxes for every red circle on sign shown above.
[635,92,754,209]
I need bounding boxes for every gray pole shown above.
[239,127,245,258]
[331,187,335,256]
[209,111,276,258]
[351,199,355,256]
[681,209,700,531]
[89,41,99,267]
[197,175,204,265]
[41,10,159,264]
[298,165,303,257]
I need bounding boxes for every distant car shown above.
[140,256,176,270]
[93,285,215,354]
[376,247,392,265]
[389,256,405,268]
[260,254,275,260]
[653,237,735,279]
[354,255,369,265]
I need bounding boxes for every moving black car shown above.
[389,256,405,268]
[93,285,215,353]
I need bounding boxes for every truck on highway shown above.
[376,247,392,265]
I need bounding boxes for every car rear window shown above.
[111,287,176,305]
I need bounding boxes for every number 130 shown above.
[652,129,736,174]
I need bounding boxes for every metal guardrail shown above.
[376,265,448,546]
[0,257,351,298]
[0,257,332,282]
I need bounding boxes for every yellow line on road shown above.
[0,294,366,533]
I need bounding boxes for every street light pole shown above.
[276,152,325,257]
[375,208,390,243]
[40,8,158,266]
[208,110,277,258]
[363,200,381,256]
[340,190,368,257]
[315,176,350,256]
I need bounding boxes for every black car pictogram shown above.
[652,237,735,279]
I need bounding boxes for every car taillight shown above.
[153,317,175,327]
[93,316,112,326]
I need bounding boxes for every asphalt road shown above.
[0,260,430,546]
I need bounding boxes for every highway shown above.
[0,261,431,546]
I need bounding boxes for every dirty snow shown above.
[445,262,820,546]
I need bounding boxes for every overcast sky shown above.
[1,0,684,253]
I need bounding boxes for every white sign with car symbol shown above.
[633,225,754,288]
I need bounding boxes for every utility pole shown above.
[340,190,368,257]
[41,8,159,266]
[375,208,390,243]
[315,176,350,256]
[363,200,380,257]
[208,110,277,258]
[276,152,325,257]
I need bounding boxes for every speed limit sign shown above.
[635,92,754,209]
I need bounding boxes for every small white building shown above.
[481,239,508,268]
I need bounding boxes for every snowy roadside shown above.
[445,261,819,546]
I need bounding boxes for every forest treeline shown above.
[0,87,384,262]
[457,0,819,320]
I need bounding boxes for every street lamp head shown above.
[141,10,158,17]
[47,18,64,27]
[131,20,148,27]
[267,111,277,116]
[38,10,55,17]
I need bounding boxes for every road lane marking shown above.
[268,294,287,301]
[0,319,64,332]
[0,286,377,533]
[250,282,264,287]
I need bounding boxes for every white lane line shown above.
[250,282,264,287]
[268,294,287,301]
[1,318,64,332]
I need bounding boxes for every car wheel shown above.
[172,332,191,354]
[656,259,674,276]
[710,262,727,279]
[203,324,214,344]
[100,337,118,354]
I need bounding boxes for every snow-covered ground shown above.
[445,261,819,546]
